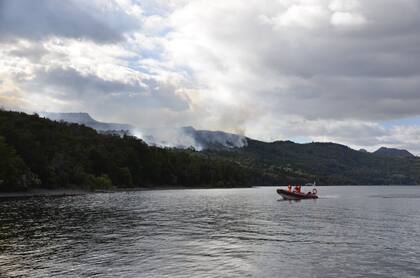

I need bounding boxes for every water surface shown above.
[1,186,420,277]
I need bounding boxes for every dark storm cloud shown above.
[266,75,420,121]
[31,67,141,96]
[262,35,420,79]
[23,67,189,111]
[0,0,137,42]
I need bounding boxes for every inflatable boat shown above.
[277,188,318,200]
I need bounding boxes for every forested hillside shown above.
[1,110,420,192]
[205,139,420,185]
[0,110,249,192]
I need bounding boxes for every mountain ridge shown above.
[28,111,420,186]
[373,147,415,158]
[40,112,417,158]
[41,112,133,132]
[203,138,420,185]
[0,110,250,191]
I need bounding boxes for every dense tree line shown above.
[205,139,420,185]
[0,110,249,192]
[2,110,419,192]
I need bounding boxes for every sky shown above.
[1,0,420,153]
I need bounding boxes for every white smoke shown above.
[132,126,248,150]
[132,127,202,150]
[39,111,247,150]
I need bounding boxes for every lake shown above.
[1,186,420,277]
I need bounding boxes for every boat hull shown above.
[277,189,318,200]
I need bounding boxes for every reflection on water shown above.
[1,186,420,278]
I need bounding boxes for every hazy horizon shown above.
[11,109,412,155]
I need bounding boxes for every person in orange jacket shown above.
[288,184,292,192]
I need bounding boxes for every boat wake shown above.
[318,195,340,199]
[370,194,420,199]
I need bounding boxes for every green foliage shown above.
[2,109,418,191]
[0,110,249,192]
[86,174,113,190]
[205,139,420,185]
[0,136,39,191]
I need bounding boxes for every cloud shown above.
[268,4,330,29]
[0,79,29,110]
[1,0,420,154]
[0,0,139,42]
[19,66,190,116]
[165,0,420,126]
[30,67,142,96]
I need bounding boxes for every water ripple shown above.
[1,186,420,277]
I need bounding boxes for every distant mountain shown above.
[373,147,415,158]
[0,110,249,191]
[182,126,247,150]
[137,126,246,150]
[359,148,368,153]
[40,112,133,132]
[35,112,420,185]
[40,113,247,150]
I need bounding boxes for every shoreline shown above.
[0,186,253,198]
[0,189,88,198]
[1,184,418,199]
